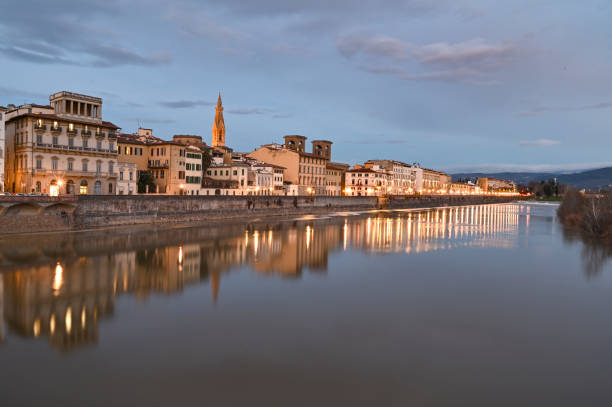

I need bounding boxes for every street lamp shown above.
[179,184,184,195]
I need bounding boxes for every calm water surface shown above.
[1,203,612,406]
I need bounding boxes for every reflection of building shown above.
[0,204,523,352]
[0,277,4,343]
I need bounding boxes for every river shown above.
[1,202,611,406]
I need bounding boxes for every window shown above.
[83,139,88,148]
[36,181,41,193]
[108,183,113,194]
[52,136,58,145]
[52,158,58,170]
[96,162,102,173]
[36,158,42,170]
[109,142,115,151]
[129,172,133,181]
[120,172,124,180]
[80,181,88,194]
[82,161,88,172]
[97,140,102,150]
[68,137,74,147]
[68,160,73,171]
[109,162,114,173]
[233,170,237,176]
[160,170,164,179]
[36,134,42,144]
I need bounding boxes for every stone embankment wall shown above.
[0,195,515,235]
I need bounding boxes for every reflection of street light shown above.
[180,184,184,195]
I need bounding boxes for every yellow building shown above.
[4,91,120,195]
[248,136,329,195]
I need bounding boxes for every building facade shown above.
[0,106,6,192]
[344,167,391,196]
[116,162,138,195]
[4,92,119,195]
[326,162,348,196]
[365,160,416,195]
[248,136,329,195]
[184,146,203,195]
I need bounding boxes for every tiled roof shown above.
[7,111,120,129]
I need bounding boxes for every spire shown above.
[212,92,225,148]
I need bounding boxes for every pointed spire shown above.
[217,92,222,107]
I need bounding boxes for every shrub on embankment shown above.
[558,187,612,238]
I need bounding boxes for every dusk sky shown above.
[1,0,611,172]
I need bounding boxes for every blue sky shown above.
[1,0,611,172]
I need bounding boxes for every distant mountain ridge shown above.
[452,167,612,191]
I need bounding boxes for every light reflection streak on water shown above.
[0,204,530,351]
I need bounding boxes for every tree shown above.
[202,149,212,173]
[137,171,156,194]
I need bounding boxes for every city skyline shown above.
[1,1,612,172]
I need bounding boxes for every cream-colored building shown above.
[365,160,416,195]
[4,92,119,195]
[326,162,349,196]
[420,168,451,194]
[117,162,138,195]
[248,136,329,195]
[250,163,285,195]
[344,166,391,196]
[477,177,517,192]
[449,181,480,195]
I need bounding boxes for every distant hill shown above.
[452,167,612,191]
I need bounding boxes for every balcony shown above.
[95,132,106,138]
[35,142,117,155]
[34,123,46,131]
[50,126,62,133]
[108,132,117,139]
[82,130,92,136]
[148,161,169,169]
[67,128,78,135]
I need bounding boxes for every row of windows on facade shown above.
[299,156,324,164]
[351,179,384,186]
[35,180,112,194]
[121,146,144,155]
[32,119,108,134]
[16,133,115,150]
[186,163,202,171]
[298,176,325,185]
[299,165,325,175]
[30,157,115,173]
[350,173,386,178]
[119,171,134,181]
[207,168,246,177]
[186,176,201,184]
[152,170,185,180]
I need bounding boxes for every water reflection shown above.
[562,225,612,277]
[0,204,526,351]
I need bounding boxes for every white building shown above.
[365,160,416,195]
[117,162,138,195]
[344,166,391,196]
[250,163,284,195]
[0,106,6,192]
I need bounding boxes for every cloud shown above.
[519,139,560,147]
[158,100,214,108]
[0,1,171,68]
[519,102,612,116]
[227,108,274,115]
[414,38,515,68]
[339,35,516,84]
[337,34,408,60]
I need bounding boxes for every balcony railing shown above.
[82,130,92,136]
[50,126,62,133]
[67,128,78,135]
[148,161,169,169]
[96,132,106,138]
[35,142,118,155]
[108,132,117,139]
[34,123,46,131]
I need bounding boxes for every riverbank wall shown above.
[0,195,515,235]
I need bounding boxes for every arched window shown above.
[80,180,88,195]
[94,181,102,195]
[66,180,74,195]
[108,183,113,194]
[108,161,114,174]
[36,181,42,193]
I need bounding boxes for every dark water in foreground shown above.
[1,203,612,406]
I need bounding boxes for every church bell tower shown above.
[212,92,225,147]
